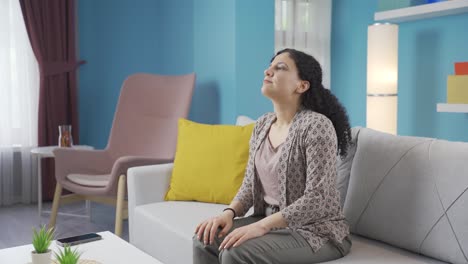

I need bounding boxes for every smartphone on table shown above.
[56,233,102,247]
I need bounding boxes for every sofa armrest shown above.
[127,163,174,242]
[105,156,172,194]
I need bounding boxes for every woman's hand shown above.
[219,222,269,250]
[195,211,234,245]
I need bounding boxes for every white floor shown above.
[0,201,128,249]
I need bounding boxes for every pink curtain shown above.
[20,0,83,200]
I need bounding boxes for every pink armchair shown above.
[49,73,195,236]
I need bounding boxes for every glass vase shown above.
[58,125,73,147]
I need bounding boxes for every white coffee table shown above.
[31,145,94,218]
[0,231,164,264]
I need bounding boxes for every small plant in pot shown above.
[31,225,55,264]
[55,245,82,264]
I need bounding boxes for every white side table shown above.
[31,145,94,218]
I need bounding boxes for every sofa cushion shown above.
[132,201,444,264]
[327,235,446,264]
[165,119,254,204]
[66,173,110,187]
[336,127,361,208]
[133,201,226,264]
[344,128,468,264]
[132,201,254,264]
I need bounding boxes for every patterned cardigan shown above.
[233,109,350,252]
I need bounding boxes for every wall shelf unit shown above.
[437,103,468,113]
[375,0,468,22]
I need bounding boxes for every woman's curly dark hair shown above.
[273,48,352,158]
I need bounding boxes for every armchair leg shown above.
[49,183,63,229]
[115,174,126,237]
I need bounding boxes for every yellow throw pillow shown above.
[165,119,254,205]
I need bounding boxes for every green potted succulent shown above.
[31,225,55,264]
[55,245,82,264]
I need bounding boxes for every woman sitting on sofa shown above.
[193,48,353,264]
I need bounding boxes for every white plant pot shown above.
[31,249,52,264]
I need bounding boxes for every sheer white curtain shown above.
[0,0,40,206]
[275,0,332,89]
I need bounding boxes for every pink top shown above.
[255,135,282,206]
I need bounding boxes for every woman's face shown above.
[261,52,308,103]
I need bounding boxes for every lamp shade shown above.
[366,23,398,135]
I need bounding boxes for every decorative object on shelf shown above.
[437,61,468,113]
[54,245,82,264]
[447,75,468,103]
[446,61,468,104]
[58,125,73,147]
[455,61,468,75]
[374,0,468,23]
[366,23,399,135]
[31,225,55,264]
[378,0,426,11]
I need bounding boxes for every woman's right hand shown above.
[195,211,234,245]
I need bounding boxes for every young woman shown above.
[193,48,352,264]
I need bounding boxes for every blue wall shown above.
[190,0,275,124]
[235,0,275,120]
[78,0,163,148]
[192,0,236,124]
[159,0,194,75]
[398,14,468,141]
[79,0,468,147]
[191,0,275,124]
[78,0,274,148]
[331,1,375,129]
[332,0,468,141]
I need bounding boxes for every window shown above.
[0,0,40,206]
[0,0,39,147]
[275,0,332,88]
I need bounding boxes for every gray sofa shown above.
[128,127,468,264]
